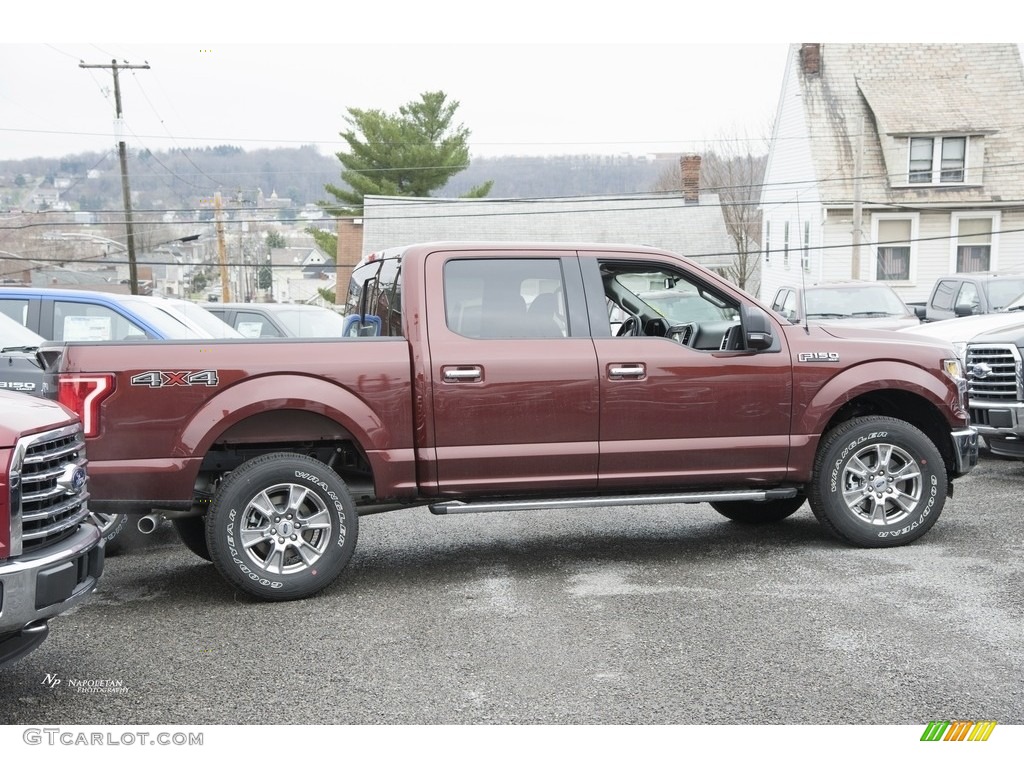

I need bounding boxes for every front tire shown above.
[205,452,358,601]
[710,494,806,524]
[809,416,946,547]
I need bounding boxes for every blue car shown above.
[0,287,239,341]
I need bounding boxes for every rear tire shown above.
[710,494,806,524]
[809,416,946,547]
[89,511,129,556]
[205,452,358,601]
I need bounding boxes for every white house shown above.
[760,43,1024,303]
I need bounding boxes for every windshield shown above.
[804,285,910,317]
[116,296,211,339]
[155,298,243,338]
[0,312,45,348]
[273,307,348,337]
[988,279,1024,310]
[639,289,736,323]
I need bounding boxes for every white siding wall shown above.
[760,45,824,302]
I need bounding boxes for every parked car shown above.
[202,302,347,338]
[769,281,921,331]
[0,390,104,667]
[910,272,1024,322]
[898,290,1024,362]
[0,287,240,341]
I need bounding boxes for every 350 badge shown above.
[130,370,220,388]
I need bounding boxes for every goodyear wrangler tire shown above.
[710,494,806,524]
[205,452,358,601]
[808,416,946,548]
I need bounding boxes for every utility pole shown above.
[214,192,231,302]
[79,59,150,294]
[851,114,865,280]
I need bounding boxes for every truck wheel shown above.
[809,416,946,548]
[172,517,212,561]
[205,452,358,601]
[89,511,129,556]
[710,494,806,524]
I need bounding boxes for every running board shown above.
[429,487,799,515]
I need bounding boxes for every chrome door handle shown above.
[443,366,483,382]
[609,364,646,379]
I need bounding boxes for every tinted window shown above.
[444,259,566,339]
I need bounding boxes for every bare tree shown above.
[653,137,768,295]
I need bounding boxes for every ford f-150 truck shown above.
[963,324,1024,459]
[39,242,978,601]
[0,391,104,666]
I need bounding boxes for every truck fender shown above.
[794,360,956,437]
[177,373,400,462]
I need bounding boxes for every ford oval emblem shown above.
[56,463,87,494]
[970,362,993,380]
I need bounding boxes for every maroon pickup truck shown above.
[1,391,104,666]
[40,242,978,601]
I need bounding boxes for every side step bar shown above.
[429,487,799,515]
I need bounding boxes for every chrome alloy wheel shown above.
[840,443,923,526]
[239,483,333,575]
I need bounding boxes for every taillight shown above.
[57,374,114,438]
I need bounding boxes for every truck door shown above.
[580,252,794,488]
[425,251,600,495]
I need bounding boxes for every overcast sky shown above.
[0,42,790,161]
[1,4,1010,163]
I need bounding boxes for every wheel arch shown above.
[176,374,414,502]
[795,362,961,477]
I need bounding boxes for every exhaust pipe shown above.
[137,513,163,534]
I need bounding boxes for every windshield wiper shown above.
[851,311,891,317]
[806,312,851,318]
[1,345,39,353]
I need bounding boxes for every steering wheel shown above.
[616,315,642,337]
[666,322,699,347]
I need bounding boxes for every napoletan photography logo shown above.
[921,720,997,742]
[41,673,129,695]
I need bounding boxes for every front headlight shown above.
[943,357,964,380]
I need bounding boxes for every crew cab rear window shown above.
[444,259,567,339]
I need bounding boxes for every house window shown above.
[954,216,994,272]
[872,213,918,283]
[802,221,810,272]
[909,136,967,184]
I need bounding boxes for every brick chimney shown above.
[335,217,363,302]
[680,154,701,203]
[800,44,821,75]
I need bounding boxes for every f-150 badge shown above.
[798,352,840,362]
[130,370,219,388]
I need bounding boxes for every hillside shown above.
[0,146,679,214]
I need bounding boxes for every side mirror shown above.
[743,306,775,351]
[913,305,927,320]
[954,303,976,317]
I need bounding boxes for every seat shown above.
[527,293,564,337]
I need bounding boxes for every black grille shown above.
[17,424,90,555]
[965,344,1021,402]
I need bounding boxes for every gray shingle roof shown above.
[798,43,1024,205]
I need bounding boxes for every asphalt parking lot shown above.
[1,455,1021,727]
